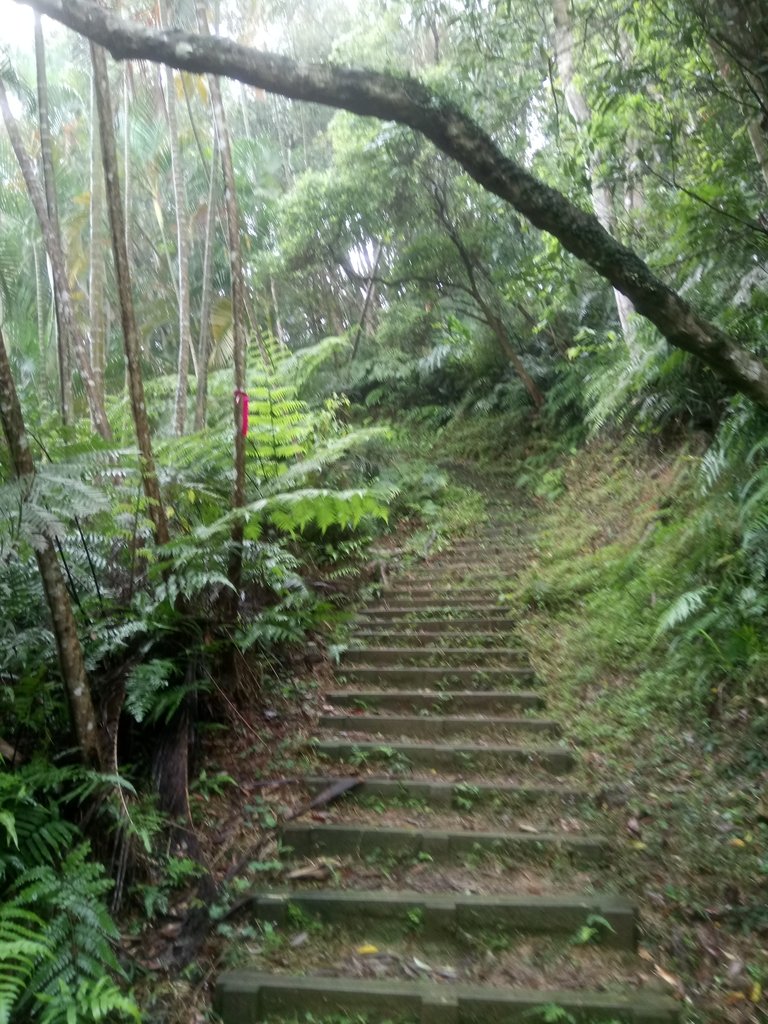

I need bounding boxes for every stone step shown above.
[282,822,607,865]
[304,775,588,809]
[313,738,574,773]
[350,629,518,646]
[337,666,535,688]
[356,615,516,631]
[391,572,515,587]
[359,604,512,618]
[319,713,561,740]
[247,889,637,949]
[326,689,545,714]
[366,597,510,611]
[215,972,681,1024]
[342,647,528,666]
[376,593,501,606]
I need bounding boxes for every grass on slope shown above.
[501,439,768,1024]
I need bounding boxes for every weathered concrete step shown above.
[342,647,528,666]
[350,629,518,646]
[282,822,606,865]
[359,605,512,620]
[304,775,588,809]
[356,615,515,632]
[391,575,514,589]
[338,666,535,688]
[378,587,500,601]
[249,889,637,949]
[366,597,510,611]
[319,713,561,740]
[314,738,573,773]
[327,690,545,714]
[215,972,681,1024]
[397,561,518,577]
[400,561,517,576]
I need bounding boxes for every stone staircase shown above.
[215,509,681,1023]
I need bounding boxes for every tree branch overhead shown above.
[22,0,768,405]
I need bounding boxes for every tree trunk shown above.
[0,73,112,438]
[91,41,170,547]
[350,241,383,361]
[88,75,108,413]
[160,0,194,435]
[196,1,248,603]
[22,0,768,407]
[194,131,219,431]
[710,38,768,191]
[0,325,103,767]
[433,193,545,409]
[552,0,637,351]
[34,14,74,426]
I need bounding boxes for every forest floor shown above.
[131,438,767,1024]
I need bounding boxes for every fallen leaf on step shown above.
[285,863,332,882]
[356,944,379,955]
[725,992,746,1004]
[726,958,746,981]
[626,816,642,837]
[290,931,309,948]
[517,822,538,833]
[638,948,653,962]
[411,957,431,972]
[654,964,684,995]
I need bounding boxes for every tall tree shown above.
[0,73,112,438]
[159,0,194,435]
[551,0,637,352]
[88,74,108,414]
[194,129,219,430]
[90,41,170,546]
[33,13,74,424]
[196,0,248,601]
[24,0,768,406]
[0,325,103,767]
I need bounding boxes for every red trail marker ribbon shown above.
[234,389,249,436]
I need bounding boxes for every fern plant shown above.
[0,766,139,1023]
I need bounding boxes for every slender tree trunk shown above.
[88,76,108,412]
[433,194,544,408]
[350,241,383,361]
[0,76,112,438]
[33,246,51,395]
[270,276,287,347]
[194,132,219,430]
[710,39,768,191]
[0,325,103,767]
[160,0,194,435]
[197,1,248,601]
[26,0,768,407]
[34,14,74,425]
[91,42,170,546]
[552,0,637,351]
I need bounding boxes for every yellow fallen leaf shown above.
[356,944,378,955]
[729,838,746,848]
[751,981,762,1003]
[654,964,683,994]
[630,840,647,850]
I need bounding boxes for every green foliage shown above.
[0,766,138,1024]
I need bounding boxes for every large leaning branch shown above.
[21,0,768,406]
